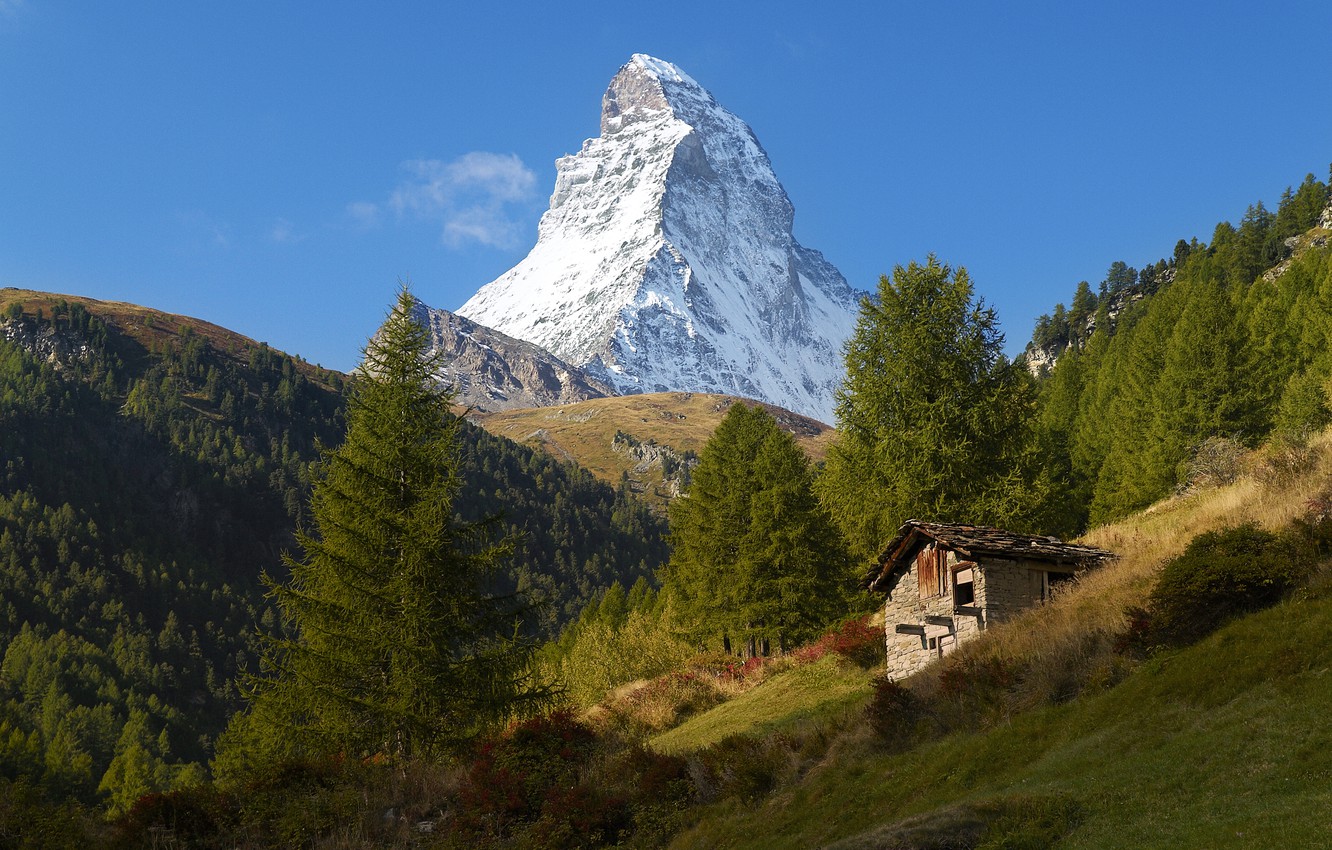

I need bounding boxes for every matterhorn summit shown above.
[450,54,863,423]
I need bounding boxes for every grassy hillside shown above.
[472,391,834,508]
[658,433,1332,848]
[649,653,873,755]
[671,589,1332,848]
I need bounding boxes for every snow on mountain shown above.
[448,54,863,424]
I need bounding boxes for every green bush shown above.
[865,676,926,751]
[1145,523,1311,647]
[693,734,790,803]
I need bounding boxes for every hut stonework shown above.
[865,521,1114,680]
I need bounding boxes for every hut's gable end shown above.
[883,547,985,680]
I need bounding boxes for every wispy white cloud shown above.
[442,207,525,250]
[269,217,303,244]
[0,0,26,18]
[385,152,538,249]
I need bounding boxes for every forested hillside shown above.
[0,290,666,809]
[1029,171,1332,529]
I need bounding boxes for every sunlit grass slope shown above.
[661,433,1332,848]
[472,392,833,507]
[671,583,1332,849]
[650,655,873,754]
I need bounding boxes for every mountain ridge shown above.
[440,54,863,423]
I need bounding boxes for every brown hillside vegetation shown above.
[0,287,343,389]
[472,392,834,506]
[956,430,1332,673]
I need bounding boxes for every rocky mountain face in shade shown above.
[411,301,613,412]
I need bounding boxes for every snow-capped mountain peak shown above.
[449,54,864,423]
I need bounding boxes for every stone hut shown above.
[864,521,1115,680]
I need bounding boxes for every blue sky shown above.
[3,2,1330,373]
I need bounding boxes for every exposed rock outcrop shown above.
[412,303,614,412]
[1,318,92,370]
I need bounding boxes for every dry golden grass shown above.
[472,392,833,507]
[951,430,1332,671]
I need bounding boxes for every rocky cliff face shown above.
[444,54,862,424]
[1022,282,1156,376]
[1263,196,1332,283]
[1,318,93,370]
[412,301,613,412]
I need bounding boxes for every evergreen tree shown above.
[1067,281,1098,345]
[1105,260,1138,294]
[819,256,1056,559]
[241,288,548,761]
[1034,343,1091,532]
[666,403,848,654]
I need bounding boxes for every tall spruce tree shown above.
[666,403,848,655]
[239,288,547,762]
[819,256,1057,558]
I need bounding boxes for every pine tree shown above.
[818,256,1056,558]
[666,403,848,654]
[1067,281,1097,345]
[1104,261,1138,294]
[241,287,548,761]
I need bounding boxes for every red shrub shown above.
[794,617,884,667]
[529,783,631,849]
[611,745,692,803]
[456,710,599,836]
[111,786,239,846]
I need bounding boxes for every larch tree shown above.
[234,287,548,764]
[818,256,1057,560]
[665,402,849,655]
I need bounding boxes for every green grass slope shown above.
[671,585,1332,848]
[650,655,874,755]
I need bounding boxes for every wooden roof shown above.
[864,520,1115,593]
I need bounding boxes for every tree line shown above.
[1034,170,1331,527]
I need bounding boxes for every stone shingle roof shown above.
[865,520,1115,593]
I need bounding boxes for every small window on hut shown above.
[953,567,975,606]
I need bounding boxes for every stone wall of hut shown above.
[881,544,1073,680]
